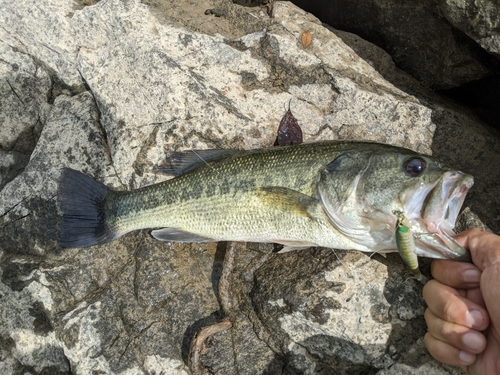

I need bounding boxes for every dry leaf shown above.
[274,100,303,146]
[301,31,312,49]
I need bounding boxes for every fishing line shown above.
[191,149,219,174]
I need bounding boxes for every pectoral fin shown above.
[151,228,214,242]
[256,186,317,219]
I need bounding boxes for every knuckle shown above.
[422,278,439,300]
[430,260,441,278]
[424,333,445,359]
[440,295,458,323]
[424,308,436,328]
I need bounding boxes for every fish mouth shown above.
[412,171,474,260]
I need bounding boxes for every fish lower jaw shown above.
[424,221,439,233]
[415,218,454,239]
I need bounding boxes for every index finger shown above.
[431,259,481,289]
[454,228,500,272]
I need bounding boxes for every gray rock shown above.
[290,0,500,89]
[0,0,84,89]
[436,0,500,58]
[0,276,71,374]
[0,43,52,189]
[1,0,499,374]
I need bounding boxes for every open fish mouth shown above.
[409,171,474,260]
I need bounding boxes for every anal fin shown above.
[151,228,214,243]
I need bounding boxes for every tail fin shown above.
[58,168,118,248]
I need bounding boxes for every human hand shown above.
[423,228,500,374]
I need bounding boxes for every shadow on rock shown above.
[1,196,59,291]
[381,253,430,369]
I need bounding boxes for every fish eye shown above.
[403,157,427,177]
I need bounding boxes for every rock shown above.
[290,0,500,89]
[436,0,500,59]
[251,249,418,373]
[0,43,52,189]
[1,0,499,374]
[198,244,464,375]
[0,0,84,89]
[0,279,71,374]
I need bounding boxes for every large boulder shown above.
[436,0,500,59]
[290,0,500,89]
[1,0,498,374]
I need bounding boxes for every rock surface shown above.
[290,0,500,89]
[1,0,499,374]
[436,0,500,59]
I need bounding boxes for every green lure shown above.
[395,214,428,285]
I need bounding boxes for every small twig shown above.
[219,241,243,316]
[331,248,341,262]
[188,241,242,374]
[188,320,233,375]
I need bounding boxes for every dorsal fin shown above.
[156,149,241,176]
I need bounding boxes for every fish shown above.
[58,140,473,263]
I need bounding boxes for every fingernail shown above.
[462,332,484,351]
[463,269,481,283]
[466,310,484,328]
[459,350,475,364]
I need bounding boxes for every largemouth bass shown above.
[58,141,473,262]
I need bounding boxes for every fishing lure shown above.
[395,212,428,285]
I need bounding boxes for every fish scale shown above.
[107,143,364,236]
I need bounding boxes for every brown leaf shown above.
[274,100,303,146]
[301,31,312,49]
